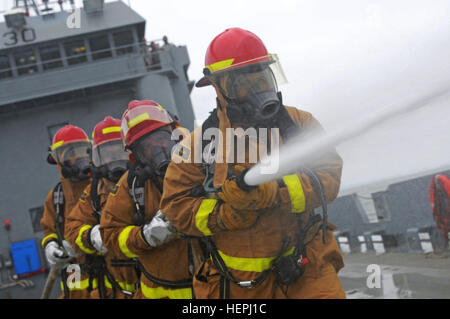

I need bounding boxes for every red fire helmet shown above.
[47,124,89,164]
[92,116,122,148]
[120,100,175,149]
[196,28,270,87]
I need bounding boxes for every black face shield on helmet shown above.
[130,128,176,177]
[91,140,129,183]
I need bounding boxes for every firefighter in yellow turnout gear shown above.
[100,100,198,299]
[41,124,92,298]
[160,28,346,299]
[65,116,138,298]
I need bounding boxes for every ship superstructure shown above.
[0,0,195,298]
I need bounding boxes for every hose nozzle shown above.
[236,168,258,192]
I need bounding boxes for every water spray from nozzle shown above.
[242,85,450,188]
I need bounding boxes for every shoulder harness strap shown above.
[53,183,70,298]
[127,165,145,226]
[128,173,146,226]
[53,182,65,246]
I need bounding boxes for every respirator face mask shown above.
[223,67,280,124]
[53,142,92,181]
[91,140,129,183]
[209,55,287,126]
[131,129,176,177]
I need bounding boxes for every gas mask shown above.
[91,161,128,183]
[223,91,283,127]
[222,68,281,125]
[61,157,91,181]
[211,59,286,126]
[52,141,92,181]
[131,128,176,178]
[91,140,129,183]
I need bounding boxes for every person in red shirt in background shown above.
[429,174,450,252]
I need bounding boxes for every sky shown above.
[1,0,449,192]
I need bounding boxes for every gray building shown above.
[0,0,195,298]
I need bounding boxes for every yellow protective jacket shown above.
[40,166,91,299]
[100,171,196,299]
[64,178,139,298]
[160,106,346,299]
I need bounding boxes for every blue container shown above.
[10,239,42,277]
